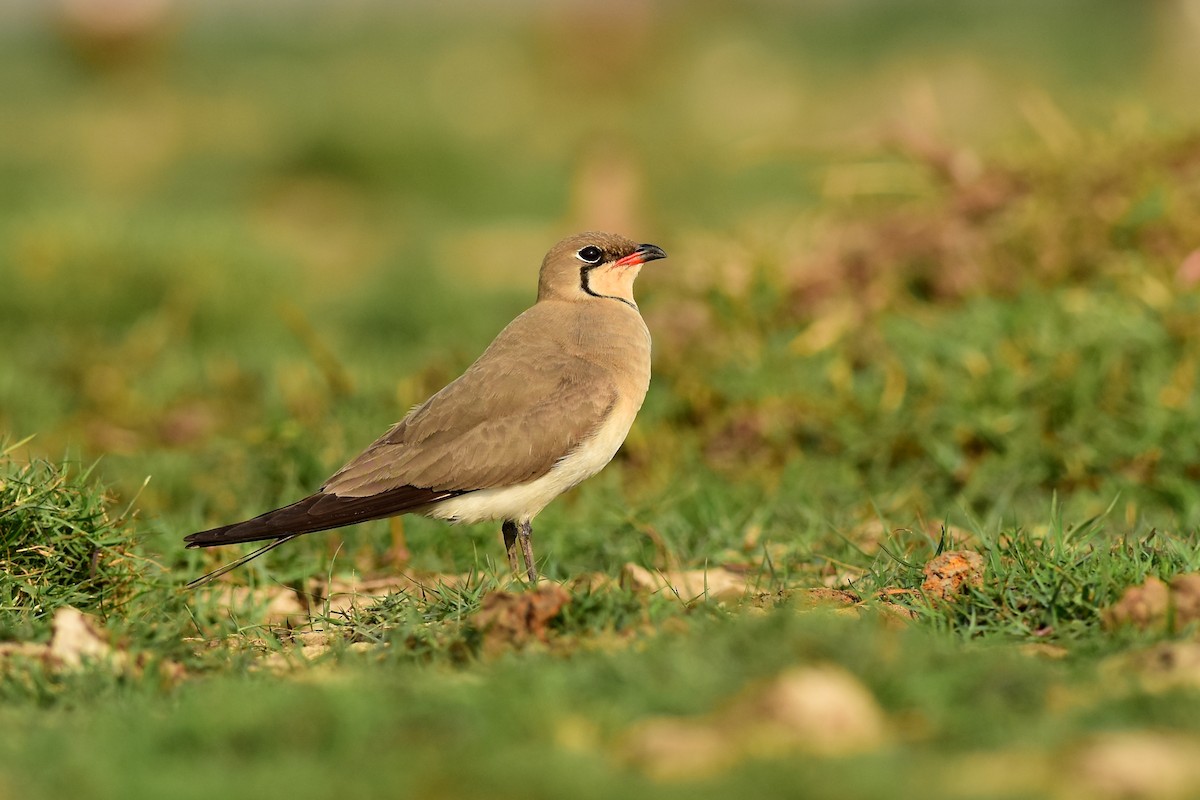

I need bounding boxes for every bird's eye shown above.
[576,246,604,264]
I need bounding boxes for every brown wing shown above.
[323,309,619,497]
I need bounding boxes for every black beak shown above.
[636,243,667,262]
[615,243,668,267]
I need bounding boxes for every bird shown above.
[184,231,666,588]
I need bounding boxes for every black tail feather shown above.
[185,535,299,589]
[183,486,465,587]
[184,485,463,549]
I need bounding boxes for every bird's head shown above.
[537,231,667,307]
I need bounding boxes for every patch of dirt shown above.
[204,584,311,627]
[622,719,735,781]
[0,607,117,669]
[0,607,184,683]
[921,550,985,600]
[792,587,861,608]
[729,666,887,755]
[1170,573,1200,626]
[315,572,474,615]
[1067,732,1200,799]
[1103,573,1200,633]
[198,570,476,628]
[471,583,571,656]
[620,563,753,602]
[1177,248,1200,288]
[622,665,886,780]
[1019,643,1069,660]
[1106,642,1200,694]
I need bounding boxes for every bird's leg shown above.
[502,519,522,577]
[517,519,538,583]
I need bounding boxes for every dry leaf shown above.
[921,550,985,600]
[0,607,129,674]
[47,606,112,668]
[621,563,751,602]
[472,584,571,654]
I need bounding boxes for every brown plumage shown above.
[184,231,665,586]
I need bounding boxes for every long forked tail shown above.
[184,485,462,548]
[186,536,298,589]
[183,485,462,588]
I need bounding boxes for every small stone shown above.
[922,550,985,599]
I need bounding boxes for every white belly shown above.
[425,396,641,524]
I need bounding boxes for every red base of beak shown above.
[614,243,668,267]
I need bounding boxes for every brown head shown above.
[536,231,667,308]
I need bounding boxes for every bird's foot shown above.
[517,520,538,583]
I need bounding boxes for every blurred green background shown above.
[6,4,1200,800]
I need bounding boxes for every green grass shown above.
[0,442,145,639]
[4,612,1200,800]
[3,2,1200,798]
